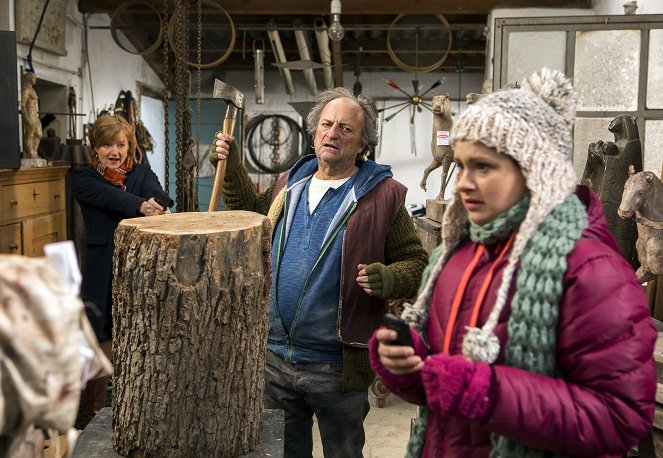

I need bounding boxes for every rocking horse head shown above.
[618,164,654,219]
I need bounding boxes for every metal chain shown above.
[269,118,281,171]
[173,0,188,210]
[194,0,202,210]
[173,0,200,211]
[162,0,169,194]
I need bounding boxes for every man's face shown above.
[313,97,365,168]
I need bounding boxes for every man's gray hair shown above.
[306,87,379,158]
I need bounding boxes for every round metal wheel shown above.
[246,114,310,174]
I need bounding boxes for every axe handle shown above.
[208,116,236,211]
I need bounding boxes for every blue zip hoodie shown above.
[268,154,394,363]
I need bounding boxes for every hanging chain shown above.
[194,0,202,210]
[173,0,192,211]
[269,118,281,172]
[162,0,169,194]
[269,118,282,186]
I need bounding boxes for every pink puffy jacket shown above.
[370,187,656,457]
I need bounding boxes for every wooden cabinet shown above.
[0,166,68,256]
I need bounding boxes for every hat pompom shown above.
[522,68,577,127]
[462,326,500,364]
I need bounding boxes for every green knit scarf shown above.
[405,193,587,458]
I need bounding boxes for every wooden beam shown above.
[80,0,592,15]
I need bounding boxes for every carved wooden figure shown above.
[420,92,453,200]
[112,211,271,457]
[21,71,42,159]
[618,166,663,283]
[582,115,642,269]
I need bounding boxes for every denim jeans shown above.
[264,351,370,458]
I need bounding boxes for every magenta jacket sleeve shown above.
[483,240,656,456]
[368,327,430,405]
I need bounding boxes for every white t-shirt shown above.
[308,175,351,212]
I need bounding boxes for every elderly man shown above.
[212,87,428,457]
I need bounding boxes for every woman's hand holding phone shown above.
[376,314,424,375]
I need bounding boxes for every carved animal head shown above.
[465,93,485,105]
[431,92,451,116]
[608,114,639,142]
[618,168,655,219]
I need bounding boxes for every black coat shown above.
[71,163,164,342]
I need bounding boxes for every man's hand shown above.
[356,262,394,299]
[208,132,241,172]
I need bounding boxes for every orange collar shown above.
[443,232,515,354]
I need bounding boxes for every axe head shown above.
[213,79,245,109]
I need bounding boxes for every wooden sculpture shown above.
[420,92,453,200]
[618,166,663,283]
[582,115,642,269]
[21,71,42,159]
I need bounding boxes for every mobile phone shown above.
[382,313,413,347]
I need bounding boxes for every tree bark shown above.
[112,211,271,457]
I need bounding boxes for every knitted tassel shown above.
[462,326,501,364]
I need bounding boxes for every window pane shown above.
[573,117,614,179]
[644,120,663,175]
[507,31,567,85]
[574,30,640,111]
[647,29,663,109]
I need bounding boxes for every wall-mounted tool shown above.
[253,38,265,104]
[313,18,334,89]
[293,20,318,96]
[266,22,295,95]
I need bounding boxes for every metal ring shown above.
[110,1,164,56]
[386,14,452,73]
[167,0,236,69]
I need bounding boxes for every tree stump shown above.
[111,211,272,457]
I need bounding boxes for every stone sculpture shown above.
[582,115,642,269]
[21,71,42,159]
[618,166,663,283]
[420,92,453,200]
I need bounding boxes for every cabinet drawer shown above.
[0,223,21,254]
[1,180,65,222]
[22,212,66,257]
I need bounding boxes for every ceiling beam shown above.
[80,0,592,15]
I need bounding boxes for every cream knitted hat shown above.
[409,68,580,363]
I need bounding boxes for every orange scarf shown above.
[92,157,133,190]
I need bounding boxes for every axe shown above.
[209,79,245,211]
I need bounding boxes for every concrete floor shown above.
[312,391,418,458]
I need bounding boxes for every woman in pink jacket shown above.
[369,68,656,457]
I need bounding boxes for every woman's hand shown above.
[375,328,424,375]
[140,197,166,216]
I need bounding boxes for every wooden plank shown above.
[80,0,592,14]
[653,405,663,431]
[654,333,663,384]
[414,216,441,255]
[72,408,285,457]
[425,199,448,224]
